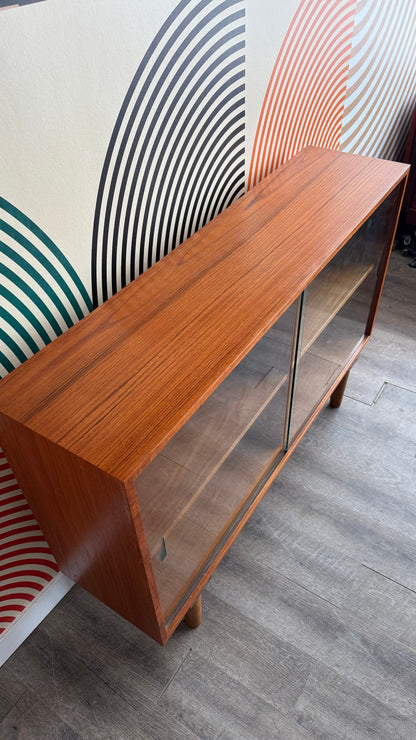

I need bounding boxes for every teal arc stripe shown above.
[0,218,86,322]
[0,352,14,375]
[0,240,74,330]
[0,197,93,313]
[0,306,40,355]
[0,262,62,337]
[0,284,52,346]
[0,328,28,365]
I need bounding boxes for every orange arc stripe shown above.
[248,0,317,188]
[276,5,356,166]
[249,0,357,188]
[279,22,355,165]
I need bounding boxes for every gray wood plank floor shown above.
[1,251,415,739]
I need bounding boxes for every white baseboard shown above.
[0,572,74,667]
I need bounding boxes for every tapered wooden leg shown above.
[184,595,202,629]
[330,370,350,408]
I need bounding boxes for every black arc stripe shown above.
[91,0,245,307]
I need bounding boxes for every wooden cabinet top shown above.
[0,147,408,481]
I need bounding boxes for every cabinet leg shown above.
[184,595,202,629]
[330,370,350,408]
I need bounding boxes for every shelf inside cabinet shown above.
[135,322,293,616]
[301,261,374,355]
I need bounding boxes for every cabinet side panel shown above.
[0,414,166,644]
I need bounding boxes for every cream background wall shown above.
[0,0,170,291]
[245,0,294,175]
[340,0,416,158]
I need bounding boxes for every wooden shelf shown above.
[151,409,287,616]
[135,328,292,615]
[301,260,374,355]
[288,263,376,443]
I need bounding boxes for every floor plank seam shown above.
[378,380,416,396]
[317,414,416,460]
[294,652,416,731]
[0,687,28,730]
[204,610,315,704]
[43,627,61,707]
[156,647,192,703]
[361,563,416,595]
[239,544,346,614]
[250,509,364,605]
[40,620,158,711]
[255,509,312,571]
[250,511,355,603]
[48,632,158,722]
[343,393,374,407]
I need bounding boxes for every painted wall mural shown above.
[92,0,245,306]
[0,197,91,641]
[1,0,416,655]
[0,451,59,637]
[0,197,92,376]
[248,0,357,189]
[340,0,416,159]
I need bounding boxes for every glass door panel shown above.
[287,189,400,444]
[134,303,296,621]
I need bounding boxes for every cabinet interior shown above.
[134,186,401,622]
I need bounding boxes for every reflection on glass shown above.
[134,303,296,621]
[134,185,400,624]
[287,188,400,444]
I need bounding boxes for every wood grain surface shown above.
[0,148,408,481]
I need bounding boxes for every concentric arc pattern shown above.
[0,196,92,377]
[248,0,356,189]
[340,0,416,160]
[0,197,92,637]
[92,0,245,306]
[0,453,59,636]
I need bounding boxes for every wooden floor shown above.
[1,251,415,739]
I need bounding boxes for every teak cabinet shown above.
[0,147,408,644]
